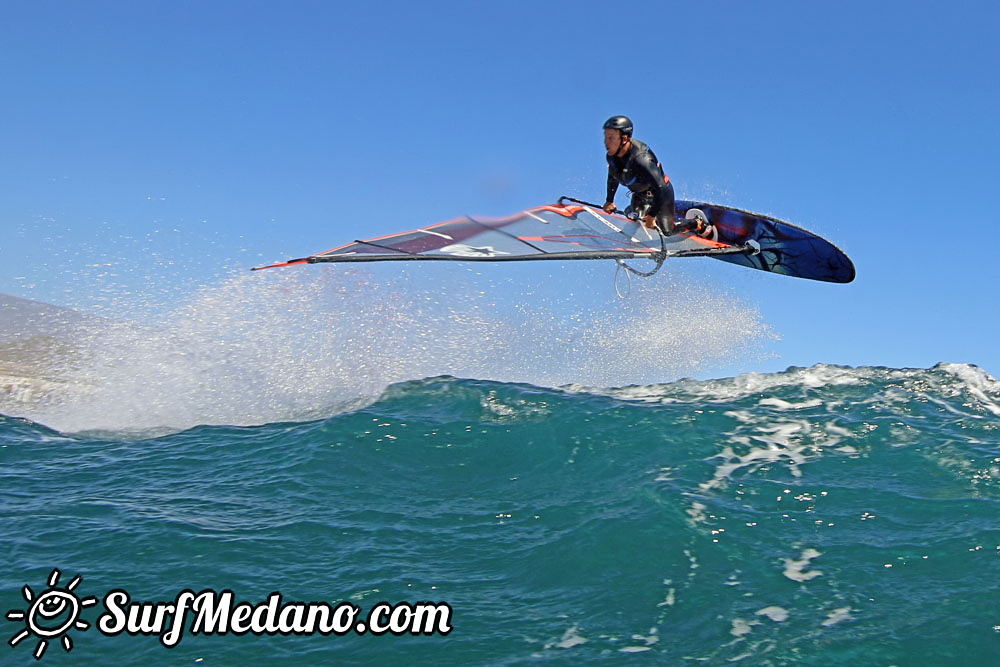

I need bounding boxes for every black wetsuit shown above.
[605,139,676,233]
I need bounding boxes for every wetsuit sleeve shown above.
[606,168,618,204]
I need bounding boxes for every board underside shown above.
[677,200,855,283]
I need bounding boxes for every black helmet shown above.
[603,115,633,137]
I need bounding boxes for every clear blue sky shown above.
[2,0,998,379]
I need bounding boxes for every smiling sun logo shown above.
[6,569,97,660]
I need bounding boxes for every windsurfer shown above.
[601,115,714,239]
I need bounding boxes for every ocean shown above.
[3,361,999,664]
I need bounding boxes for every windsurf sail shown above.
[252,200,753,275]
[252,197,853,284]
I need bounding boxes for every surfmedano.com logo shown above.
[7,568,453,659]
[6,569,98,659]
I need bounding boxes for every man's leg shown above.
[627,193,651,223]
[653,181,677,234]
[680,208,718,241]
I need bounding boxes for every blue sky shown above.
[2,0,998,379]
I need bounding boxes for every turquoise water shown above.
[3,363,999,664]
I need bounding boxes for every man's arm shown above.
[605,168,619,210]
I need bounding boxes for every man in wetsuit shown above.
[601,115,712,237]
